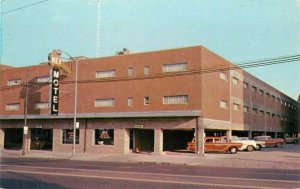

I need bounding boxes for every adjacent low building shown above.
[0,46,299,154]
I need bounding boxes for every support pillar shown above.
[248,131,253,139]
[195,117,205,156]
[153,128,164,154]
[226,129,232,140]
[274,132,278,138]
[0,128,4,151]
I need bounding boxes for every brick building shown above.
[0,46,299,154]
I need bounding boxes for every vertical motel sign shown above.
[48,50,62,116]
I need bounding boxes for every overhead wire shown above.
[1,0,50,15]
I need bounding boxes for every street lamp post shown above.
[22,70,30,156]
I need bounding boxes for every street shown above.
[1,156,300,189]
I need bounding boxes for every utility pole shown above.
[22,70,29,156]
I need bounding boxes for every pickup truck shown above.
[253,136,285,147]
[187,136,243,154]
[231,136,264,151]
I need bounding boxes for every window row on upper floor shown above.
[4,95,189,112]
[243,81,297,110]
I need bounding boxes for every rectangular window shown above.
[253,108,258,114]
[96,70,116,79]
[95,129,114,145]
[128,97,133,106]
[162,62,187,73]
[259,89,264,96]
[144,96,150,105]
[266,93,270,99]
[220,100,228,109]
[163,95,188,104]
[7,79,22,86]
[232,77,238,85]
[243,106,249,113]
[144,66,150,75]
[62,129,79,144]
[128,67,134,76]
[271,95,275,101]
[243,82,249,89]
[95,98,115,107]
[6,103,20,111]
[219,72,228,80]
[266,112,271,117]
[36,76,50,83]
[233,103,239,111]
[252,86,257,93]
[35,102,49,109]
[259,110,264,116]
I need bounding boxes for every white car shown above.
[239,137,266,149]
[231,136,263,151]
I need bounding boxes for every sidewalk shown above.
[1,144,300,170]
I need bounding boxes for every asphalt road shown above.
[1,157,300,189]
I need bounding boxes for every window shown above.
[232,77,238,85]
[259,110,264,116]
[220,100,228,109]
[243,106,249,113]
[162,62,187,73]
[259,89,264,96]
[233,103,239,111]
[95,98,115,107]
[6,103,20,111]
[36,76,50,83]
[219,72,228,80]
[128,67,134,76]
[252,86,257,93]
[272,113,276,118]
[243,82,249,89]
[96,70,116,79]
[35,102,48,109]
[163,95,188,104]
[7,79,21,86]
[95,129,114,145]
[266,112,271,117]
[62,129,79,144]
[144,66,150,75]
[253,108,258,114]
[266,93,270,99]
[144,96,150,105]
[271,95,275,101]
[128,97,133,106]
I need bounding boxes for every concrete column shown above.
[248,131,253,139]
[226,129,232,139]
[26,129,31,152]
[116,128,130,154]
[0,129,4,151]
[195,117,205,156]
[274,132,278,138]
[153,128,164,154]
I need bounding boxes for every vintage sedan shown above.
[253,136,285,147]
[186,136,243,154]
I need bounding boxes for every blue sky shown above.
[1,0,300,100]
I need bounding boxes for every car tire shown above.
[276,143,283,148]
[256,145,261,151]
[229,147,238,154]
[293,140,298,144]
[246,145,255,152]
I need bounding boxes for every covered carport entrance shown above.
[4,128,23,150]
[163,129,194,151]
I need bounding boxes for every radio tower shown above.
[96,0,101,57]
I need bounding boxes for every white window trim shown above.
[6,103,20,111]
[162,62,187,73]
[96,70,116,79]
[163,95,188,104]
[95,98,115,107]
[7,79,22,86]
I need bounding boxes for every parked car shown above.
[284,136,299,144]
[231,136,263,151]
[238,137,266,150]
[186,136,243,154]
[253,136,285,147]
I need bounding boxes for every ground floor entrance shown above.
[4,128,23,150]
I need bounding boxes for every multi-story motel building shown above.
[0,46,299,154]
